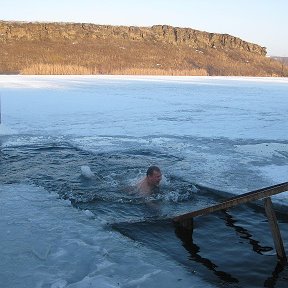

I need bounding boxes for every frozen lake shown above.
[1,75,288,287]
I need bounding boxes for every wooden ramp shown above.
[173,182,288,263]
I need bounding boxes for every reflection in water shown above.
[174,220,239,284]
[220,210,273,254]
[174,210,287,288]
[264,262,286,288]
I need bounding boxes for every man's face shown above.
[148,171,162,186]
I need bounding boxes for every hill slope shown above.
[0,20,287,76]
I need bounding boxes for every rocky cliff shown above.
[0,21,266,55]
[0,20,286,76]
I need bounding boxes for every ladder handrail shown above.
[173,182,288,222]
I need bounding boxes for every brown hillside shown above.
[0,20,287,76]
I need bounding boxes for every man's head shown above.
[146,166,162,187]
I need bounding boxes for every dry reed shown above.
[20,64,98,75]
[20,63,208,76]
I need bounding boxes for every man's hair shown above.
[146,166,161,176]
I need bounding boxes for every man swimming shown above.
[136,166,162,195]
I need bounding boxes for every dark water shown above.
[112,208,288,288]
[1,135,288,288]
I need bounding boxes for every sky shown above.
[1,0,287,57]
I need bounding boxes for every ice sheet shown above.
[0,184,212,288]
[1,75,288,287]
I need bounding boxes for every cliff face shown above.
[151,25,266,56]
[0,21,266,56]
[0,20,286,76]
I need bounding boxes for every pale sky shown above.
[1,0,287,56]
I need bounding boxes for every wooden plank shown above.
[264,197,287,263]
[173,182,288,222]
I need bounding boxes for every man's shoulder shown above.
[136,178,151,195]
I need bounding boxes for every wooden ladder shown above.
[173,182,288,263]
